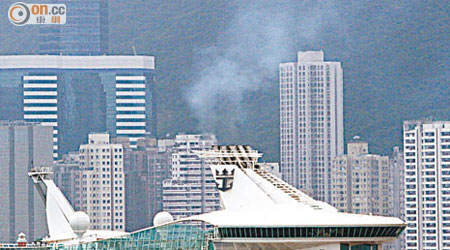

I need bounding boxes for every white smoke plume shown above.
[186,1,336,133]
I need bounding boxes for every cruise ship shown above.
[0,145,405,250]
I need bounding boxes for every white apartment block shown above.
[280,51,344,202]
[162,134,220,219]
[331,139,390,215]
[78,133,125,231]
[403,120,450,250]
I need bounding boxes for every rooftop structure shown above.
[0,55,154,69]
[0,55,156,159]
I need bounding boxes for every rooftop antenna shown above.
[132,45,137,56]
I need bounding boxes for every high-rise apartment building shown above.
[386,146,406,250]
[331,139,390,215]
[163,134,220,219]
[403,120,450,250]
[0,55,155,159]
[77,133,125,231]
[53,152,82,209]
[39,0,109,55]
[116,137,174,231]
[116,137,148,231]
[280,51,344,202]
[390,147,406,219]
[0,121,53,242]
[146,138,174,225]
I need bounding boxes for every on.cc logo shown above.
[8,2,30,26]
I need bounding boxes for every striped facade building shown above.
[115,76,147,146]
[23,75,59,159]
[0,55,155,159]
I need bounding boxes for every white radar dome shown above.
[153,211,174,226]
[70,211,90,238]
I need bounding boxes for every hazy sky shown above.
[0,0,448,160]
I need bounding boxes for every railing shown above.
[0,243,52,250]
[1,223,212,250]
[253,168,334,211]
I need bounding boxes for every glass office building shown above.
[39,0,109,55]
[0,55,155,159]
